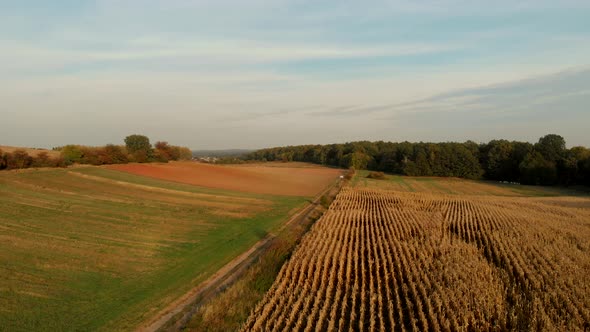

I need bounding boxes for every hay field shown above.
[244,179,590,331]
[106,161,343,196]
[352,170,584,197]
[0,167,317,331]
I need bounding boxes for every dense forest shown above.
[245,134,590,186]
[0,134,192,171]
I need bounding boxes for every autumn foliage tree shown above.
[0,149,6,170]
[99,144,129,164]
[125,134,152,163]
[1,135,191,171]
[31,152,52,167]
[154,141,176,161]
[7,150,34,169]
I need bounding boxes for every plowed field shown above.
[107,162,342,196]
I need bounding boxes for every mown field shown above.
[0,166,326,331]
[351,170,587,197]
[244,174,590,331]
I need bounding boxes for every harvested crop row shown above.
[242,187,590,331]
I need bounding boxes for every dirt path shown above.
[135,179,343,332]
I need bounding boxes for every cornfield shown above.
[243,187,590,331]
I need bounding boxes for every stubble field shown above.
[0,163,340,331]
[244,175,590,331]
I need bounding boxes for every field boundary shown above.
[136,177,345,332]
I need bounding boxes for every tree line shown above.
[0,134,192,171]
[245,134,590,186]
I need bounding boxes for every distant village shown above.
[193,156,219,163]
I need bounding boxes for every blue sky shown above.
[1,0,589,149]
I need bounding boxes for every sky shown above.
[1,0,589,149]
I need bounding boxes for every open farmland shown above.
[0,164,339,331]
[107,161,342,196]
[352,170,586,197]
[244,180,590,331]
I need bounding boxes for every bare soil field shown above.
[244,185,590,331]
[106,162,343,196]
[0,145,60,158]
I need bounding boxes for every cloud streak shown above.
[1,1,589,149]
[0,38,460,78]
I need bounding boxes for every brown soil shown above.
[106,162,343,196]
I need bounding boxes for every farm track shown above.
[137,179,345,332]
[243,187,590,331]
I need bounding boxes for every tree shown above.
[559,146,590,186]
[342,151,371,170]
[326,145,344,166]
[485,140,514,181]
[124,134,151,153]
[581,156,590,186]
[99,144,129,164]
[125,134,152,162]
[557,155,579,186]
[80,146,101,165]
[0,149,6,170]
[535,134,566,163]
[32,152,52,167]
[60,145,84,164]
[176,147,193,160]
[6,150,33,169]
[155,141,174,161]
[414,150,432,176]
[404,147,432,176]
[447,144,483,179]
[520,152,557,185]
[509,142,534,182]
[242,134,588,186]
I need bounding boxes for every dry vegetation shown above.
[0,145,60,158]
[243,185,590,331]
[107,161,343,196]
[0,167,311,331]
[178,178,345,332]
[352,170,587,197]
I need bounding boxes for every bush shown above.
[60,145,84,164]
[367,171,386,179]
[344,168,355,180]
[0,149,6,170]
[31,152,53,167]
[6,150,33,169]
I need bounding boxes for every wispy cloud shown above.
[1,1,589,148]
[0,38,459,78]
[385,66,590,114]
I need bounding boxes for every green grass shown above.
[411,177,454,194]
[491,182,590,197]
[387,175,416,192]
[350,170,589,197]
[0,167,307,331]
